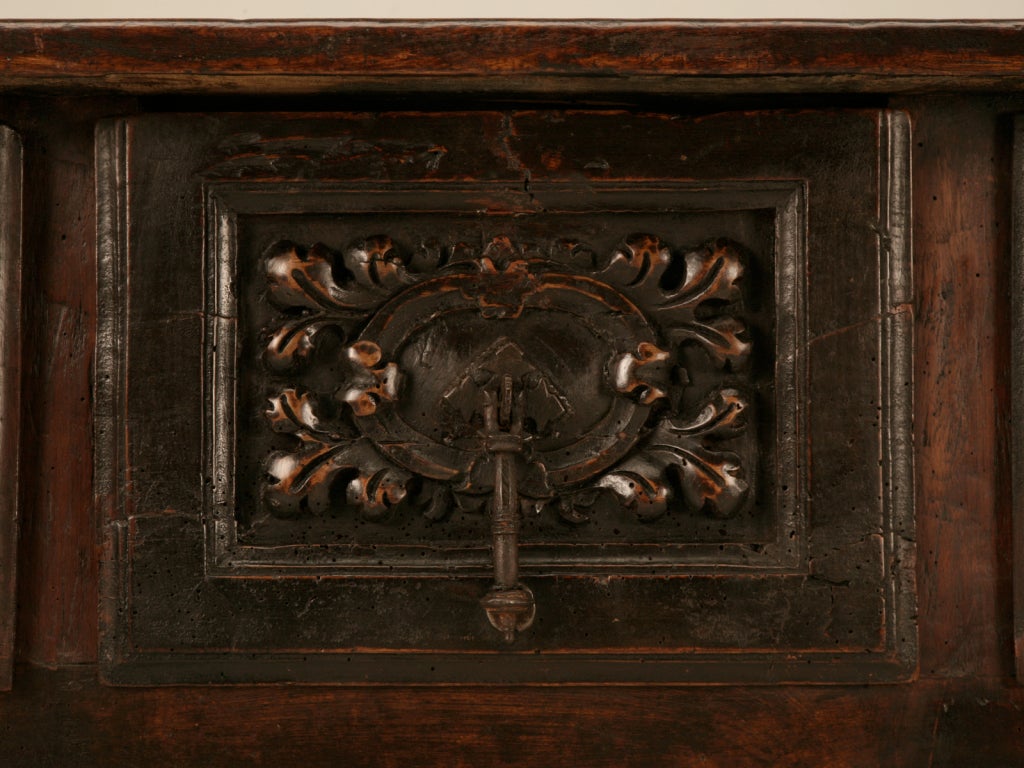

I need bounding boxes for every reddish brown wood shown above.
[0,666,951,767]
[902,94,1015,680]
[0,23,1023,93]
[2,667,1020,767]
[1012,117,1024,683]
[0,21,1019,766]
[0,125,22,691]
[10,97,134,668]
[1007,117,1024,684]
[930,685,1024,767]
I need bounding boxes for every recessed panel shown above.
[97,110,915,683]
[222,194,787,569]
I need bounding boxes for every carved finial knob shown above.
[480,585,536,643]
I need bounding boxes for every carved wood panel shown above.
[0,125,21,691]
[97,110,915,683]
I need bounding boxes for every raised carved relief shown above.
[262,233,754,638]
[98,109,915,683]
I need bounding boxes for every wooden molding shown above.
[1013,116,1024,683]
[0,125,22,692]
[1,22,1024,93]
[96,108,915,684]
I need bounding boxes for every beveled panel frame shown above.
[204,182,805,577]
[97,109,915,684]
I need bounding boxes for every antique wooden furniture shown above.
[0,20,1022,766]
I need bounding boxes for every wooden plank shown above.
[0,125,22,691]
[11,97,135,668]
[0,23,1024,93]
[0,666,1021,767]
[905,94,1013,680]
[1014,116,1024,683]
[0,666,952,767]
[930,687,1024,768]
[96,109,915,684]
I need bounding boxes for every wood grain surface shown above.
[92,108,914,684]
[0,666,1023,767]
[901,94,1016,682]
[0,22,1020,767]
[7,96,135,669]
[0,126,22,691]
[1012,115,1024,683]
[0,23,1023,93]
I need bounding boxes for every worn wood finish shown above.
[96,108,913,683]
[2,22,1024,94]
[0,21,1020,767]
[261,234,756,642]
[1014,116,1024,683]
[906,95,1014,682]
[12,98,137,671]
[259,236,753,522]
[4,666,1024,767]
[0,125,22,691]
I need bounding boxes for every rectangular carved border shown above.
[880,111,916,681]
[203,182,806,578]
[1013,116,1024,683]
[96,111,915,683]
[0,125,22,691]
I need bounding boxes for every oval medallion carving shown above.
[263,233,753,523]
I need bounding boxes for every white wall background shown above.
[0,0,1020,19]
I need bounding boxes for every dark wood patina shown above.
[0,20,1020,768]
[260,232,754,639]
[92,107,912,683]
[0,126,22,692]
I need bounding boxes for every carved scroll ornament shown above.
[261,233,754,639]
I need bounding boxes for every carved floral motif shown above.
[261,234,753,525]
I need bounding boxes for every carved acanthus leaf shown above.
[665,315,750,369]
[260,233,755,533]
[600,235,751,369]
[264,316,342,372]
[662,388,748,440]
[343,236,418,295]
[266,388,322,434]
[610,342,671,405]
[266,237,413,314]
[337,341,401,417]
[264,389,415,519]
[596,388,751,520]
[594,463,671,521]
[265,437,414,519]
